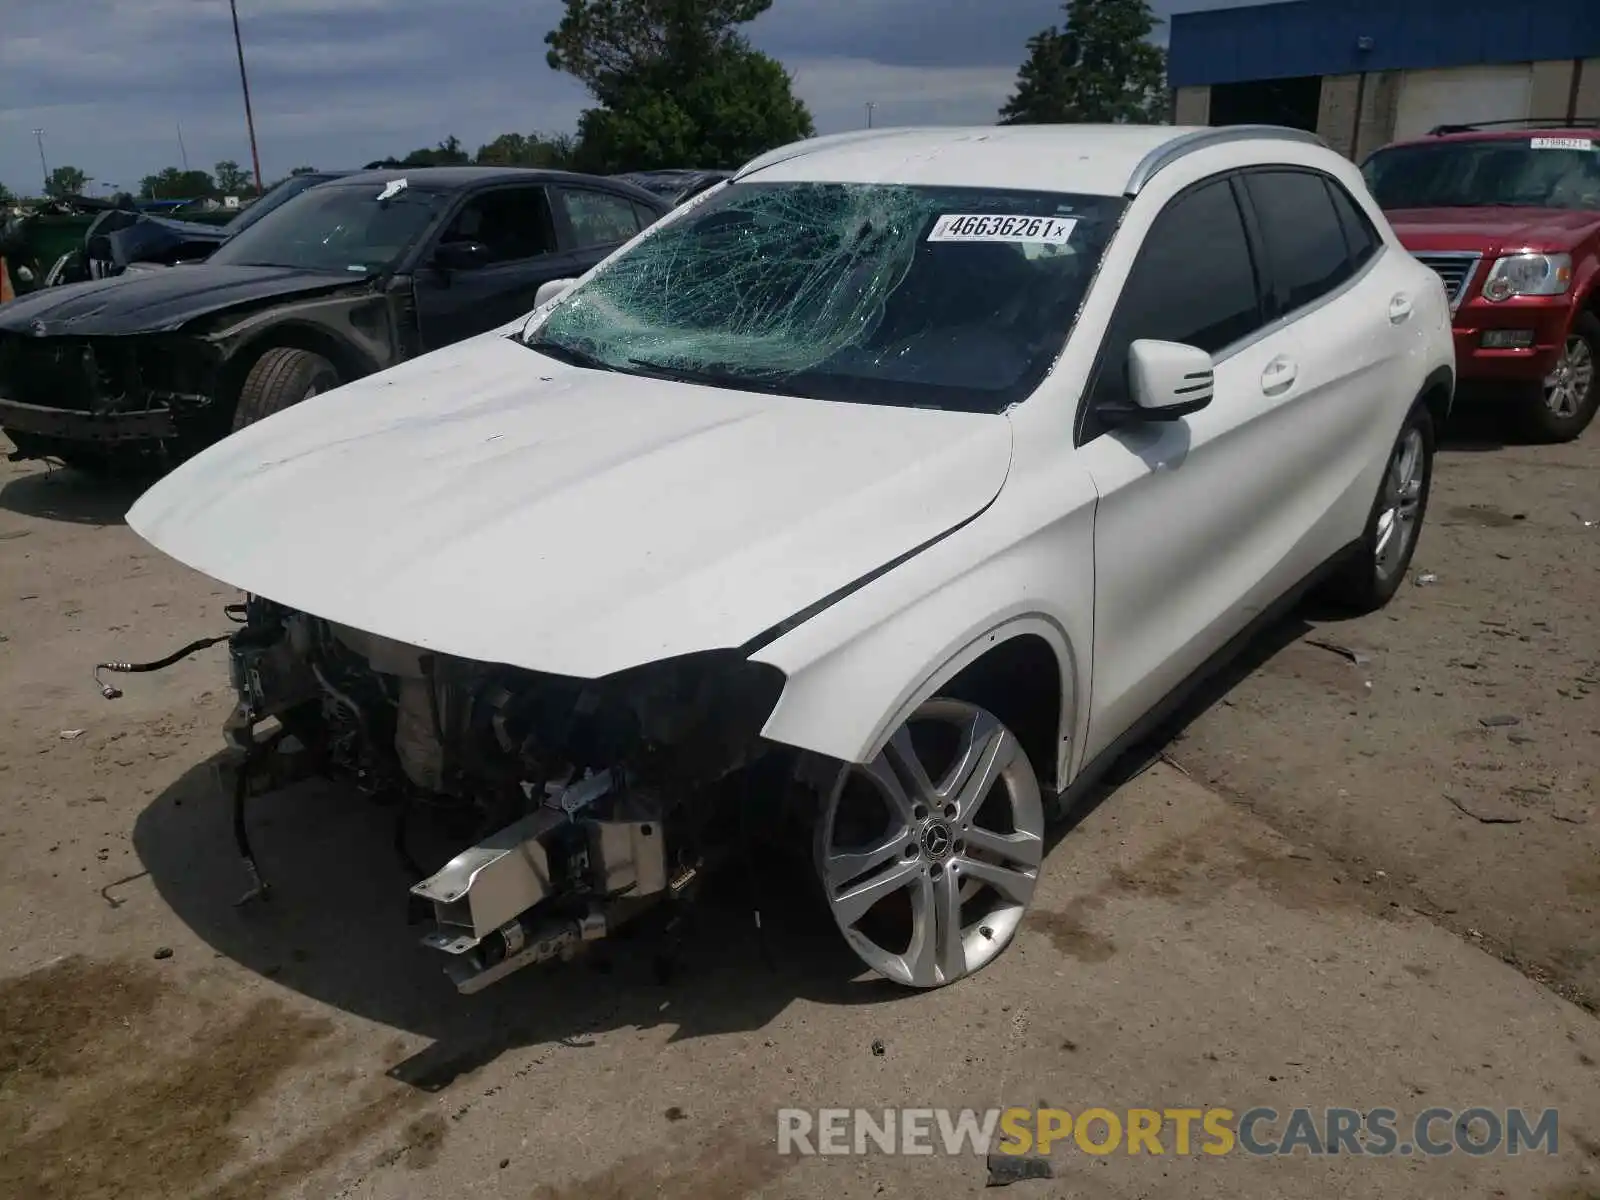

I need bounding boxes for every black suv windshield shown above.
[207,181,448,273]
[525,181,1124,413]
[1362,136,1600,210]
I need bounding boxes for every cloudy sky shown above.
[0,0,1256,196]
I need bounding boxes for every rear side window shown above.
[1092,178,1265,412]
[1243,170,1354,313]
[1324,178,1382,270]
[558,189,643,248]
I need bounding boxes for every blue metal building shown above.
[1167,0,1600,158]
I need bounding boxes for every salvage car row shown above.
[5,119,1599,999]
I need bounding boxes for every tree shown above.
[289,165,319,176]
[545,0,813,171]
[999,0,1168,126]
[572,47,812,173]
[44,165,91,199]
[546,0,771,98]
[138,167,217,200]
[0,181,15,208]
[215,160,254,196]
[475,132,579,169]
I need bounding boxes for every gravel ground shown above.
[0,414,1596,1199]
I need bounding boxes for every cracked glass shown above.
[523,181,1124,412]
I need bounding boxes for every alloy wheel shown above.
[1543,335,1594,420]
[816,698,1045,988]
[1374,425,1425,583]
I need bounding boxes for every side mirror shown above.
[434,240,493,271]
[1126,339,1215,420]
[534,277,578,307]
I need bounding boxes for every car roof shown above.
[736,125,1290,197]
[323,166,669,206]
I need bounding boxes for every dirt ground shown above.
[0,412,1596,1200]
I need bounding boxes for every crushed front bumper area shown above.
[410,769,698,994]
[218,603,785,995]
[0,330,217,460]
[1,397,177,454]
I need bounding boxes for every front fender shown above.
[750,483,1096,781]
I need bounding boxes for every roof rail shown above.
[1124,125,1327,196]
[1428,116,1600,136]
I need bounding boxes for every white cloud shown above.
[791,59,1017,133]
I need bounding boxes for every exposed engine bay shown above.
[218,595,814,993]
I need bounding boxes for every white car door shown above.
[1075,173,1341,763]
[1236,167,1416,568]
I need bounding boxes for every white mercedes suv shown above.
[128,124,1455,995]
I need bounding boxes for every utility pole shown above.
[177,122,190,172]
[230,0,265,194]
[865,102,876,129]
[32,128,49,192]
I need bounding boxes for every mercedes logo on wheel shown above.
[920,819,954,860]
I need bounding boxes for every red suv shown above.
[1362,121,1600,442]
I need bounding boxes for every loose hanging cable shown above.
[93,633,234,699]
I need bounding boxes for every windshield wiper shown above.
[624,357,790,394]
[524,338,617,372]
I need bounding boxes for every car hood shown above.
[0,264,365,336]
[128,334,1014,679]
[1385,206,1600,253]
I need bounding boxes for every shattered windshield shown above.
[1362,137,1600,210]
[207,182,449,274]
[524,181,1123,412]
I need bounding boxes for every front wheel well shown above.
[935,633,1064,792]
[219,325,371,414]
[1418,366,1453,434]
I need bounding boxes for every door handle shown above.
[1261,355,1298,395]
[1388,292,1413,324]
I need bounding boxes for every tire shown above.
[814,698,1045,989]
[1321,400,1434,613]
[1519,310,1600,444]
[232,347,340,432]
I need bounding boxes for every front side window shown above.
[1095,178,1264,411]
[558,189,643,248]
[208,182,449,274]
[526,181,1124,413]
[1362,138,1600,211]
[1244,169,1354,312]
[440,186,555,263]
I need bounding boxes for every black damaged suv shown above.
[0,166,668,469]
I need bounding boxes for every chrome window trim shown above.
[1124,125,1330,197]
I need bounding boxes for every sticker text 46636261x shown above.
[927,214,1078,245]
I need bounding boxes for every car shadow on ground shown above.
[1043,607,1319,852]
[1438,404,1516,453]
[0,461,147,525]
[133,758,904,1090]
[132,596,1342,1089]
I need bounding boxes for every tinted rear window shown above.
[1244,170,1353,313]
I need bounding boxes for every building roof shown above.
[1169,0,1600,88]
[737,125,1209,197]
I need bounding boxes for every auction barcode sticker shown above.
[1531,137,1593,151]
[928,214,1077,244]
